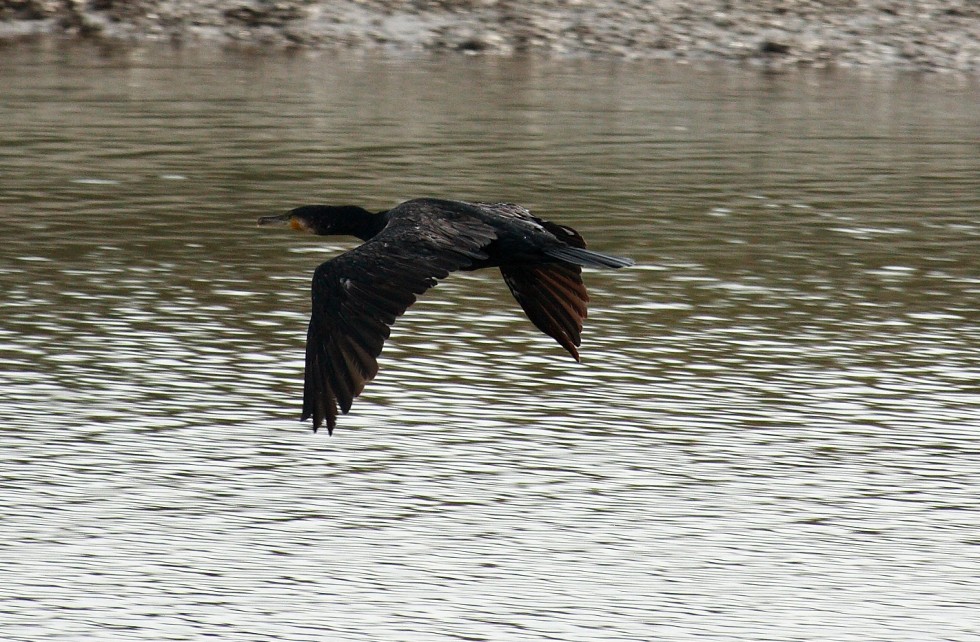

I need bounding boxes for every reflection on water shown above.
[1,42,979,641]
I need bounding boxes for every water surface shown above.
[1,43,979,641]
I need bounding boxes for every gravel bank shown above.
[1,1,978,73]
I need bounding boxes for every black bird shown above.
[258,198,633,434]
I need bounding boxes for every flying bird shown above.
[258,198,633,434]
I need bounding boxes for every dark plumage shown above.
[258,197,633,434]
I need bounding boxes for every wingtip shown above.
[566,343,581,362]
[309,419,335,436]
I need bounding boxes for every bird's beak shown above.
[257,213,293,227]
[257,213,311,232]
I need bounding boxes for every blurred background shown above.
[1,5,979,640]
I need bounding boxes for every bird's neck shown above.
[338,207,390,241]
[358,209,392,241]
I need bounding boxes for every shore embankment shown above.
[1,1,977,73]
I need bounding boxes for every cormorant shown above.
[258,198,633,434]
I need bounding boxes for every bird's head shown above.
[257,205,373,237]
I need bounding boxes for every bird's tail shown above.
[546,246,635,269]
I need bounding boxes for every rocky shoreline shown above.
[1,1,978,73]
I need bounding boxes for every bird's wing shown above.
[472,201,535,220]
[499,216,590,361]
[500,262,589,362]
[303,212,496,434]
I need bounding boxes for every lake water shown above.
[1,41,979,641]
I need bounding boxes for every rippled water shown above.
[2,42,979,641]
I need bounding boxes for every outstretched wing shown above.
[499,218,590,361]
[471,202,592,361]
[500,263,588,361]
[304,208,496,434]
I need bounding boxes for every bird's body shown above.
[258,198,633,434]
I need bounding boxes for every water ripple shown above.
[1,44,979,642]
